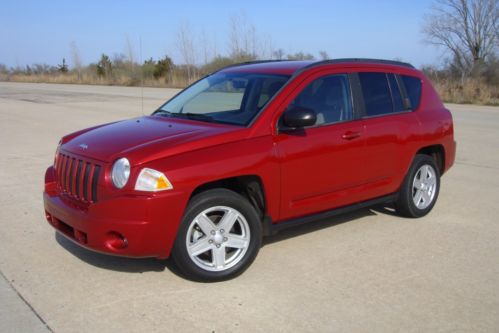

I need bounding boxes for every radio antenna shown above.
[140,36,144,116]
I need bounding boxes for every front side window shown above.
[289,74,353,125]
[154,72,289,126]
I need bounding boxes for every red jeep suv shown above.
[43,59,456,281]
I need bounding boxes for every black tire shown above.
[172,188,262,282]
[395,154,441,218]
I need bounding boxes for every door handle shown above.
[342,131,361,140]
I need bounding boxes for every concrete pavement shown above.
[0,271,51,333]
[0,82,498,332]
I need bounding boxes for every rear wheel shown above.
[396,154,440,218]
[172,189,262,281]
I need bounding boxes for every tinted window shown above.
[388,74,405,112]
[359,73,393,116]
[156,73,289,126]
[182,78,247,114]
[290,74,352,125]
[257,77,287,108]
[402,75,422,110]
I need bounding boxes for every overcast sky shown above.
[0,0,445,69]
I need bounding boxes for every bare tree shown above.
[199,29,220,65]
[200,29,210,65]
[125,35,135,65]
[70,41,82,80]
[287,52,315,60]
[423,0,498,76]
[319,50,329,60]
[259,34,275,59]
[273,48,285,60]
[176,22,197,82]
[124,35,137,80]
[228,12,258,60]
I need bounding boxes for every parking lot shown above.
[1,82,498,332]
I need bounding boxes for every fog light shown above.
[105,232,128,250]
[45,210,52,222]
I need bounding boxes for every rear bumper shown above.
[43,166,188,259]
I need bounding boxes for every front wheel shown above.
[396,154,441,218]
[172,189,262,281]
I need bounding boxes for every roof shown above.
[220,58,415,76]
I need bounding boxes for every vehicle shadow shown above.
[54,204,394,276]
[55,233,176,274]
[369,202,399,216]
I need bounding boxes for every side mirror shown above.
[282,106,317,129]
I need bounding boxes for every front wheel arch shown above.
[189,175,267,219]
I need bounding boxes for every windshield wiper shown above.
[153,110,214,123]
[153,109,173,117]
[176,113,215,122]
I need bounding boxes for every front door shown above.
[276,74,367,220]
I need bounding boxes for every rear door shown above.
[357,72,419,197]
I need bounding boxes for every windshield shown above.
[154,72,290,126]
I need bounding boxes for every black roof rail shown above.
[210,58,414,77]
[308,58,415,69]
[210,59,294,75]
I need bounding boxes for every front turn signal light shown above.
[135,168,173,192]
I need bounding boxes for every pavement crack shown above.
[455,161,499,170]
[0,270,54,333]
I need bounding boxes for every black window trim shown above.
[348,73,365,120]
[387,73,406,113]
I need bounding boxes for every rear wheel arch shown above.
[416,144,445,174]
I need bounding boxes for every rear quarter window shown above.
[401,75,422,110]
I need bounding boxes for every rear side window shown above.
[358,73,393,116]
[401,75,422,110]
[387,74,405,112]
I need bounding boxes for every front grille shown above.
[55,153,101,203]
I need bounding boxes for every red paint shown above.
[43,60,456,258]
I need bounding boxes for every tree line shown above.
[0,12,325,88]
[0,1,497,104]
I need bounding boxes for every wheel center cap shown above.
[213,232,224,245]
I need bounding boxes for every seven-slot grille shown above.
[56,153,101,203]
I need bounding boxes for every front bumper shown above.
[43,166,188,259]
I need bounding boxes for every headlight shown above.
[111,158,130,189]
[135,168,173,192]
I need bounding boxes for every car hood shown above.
[61,116,244,164]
